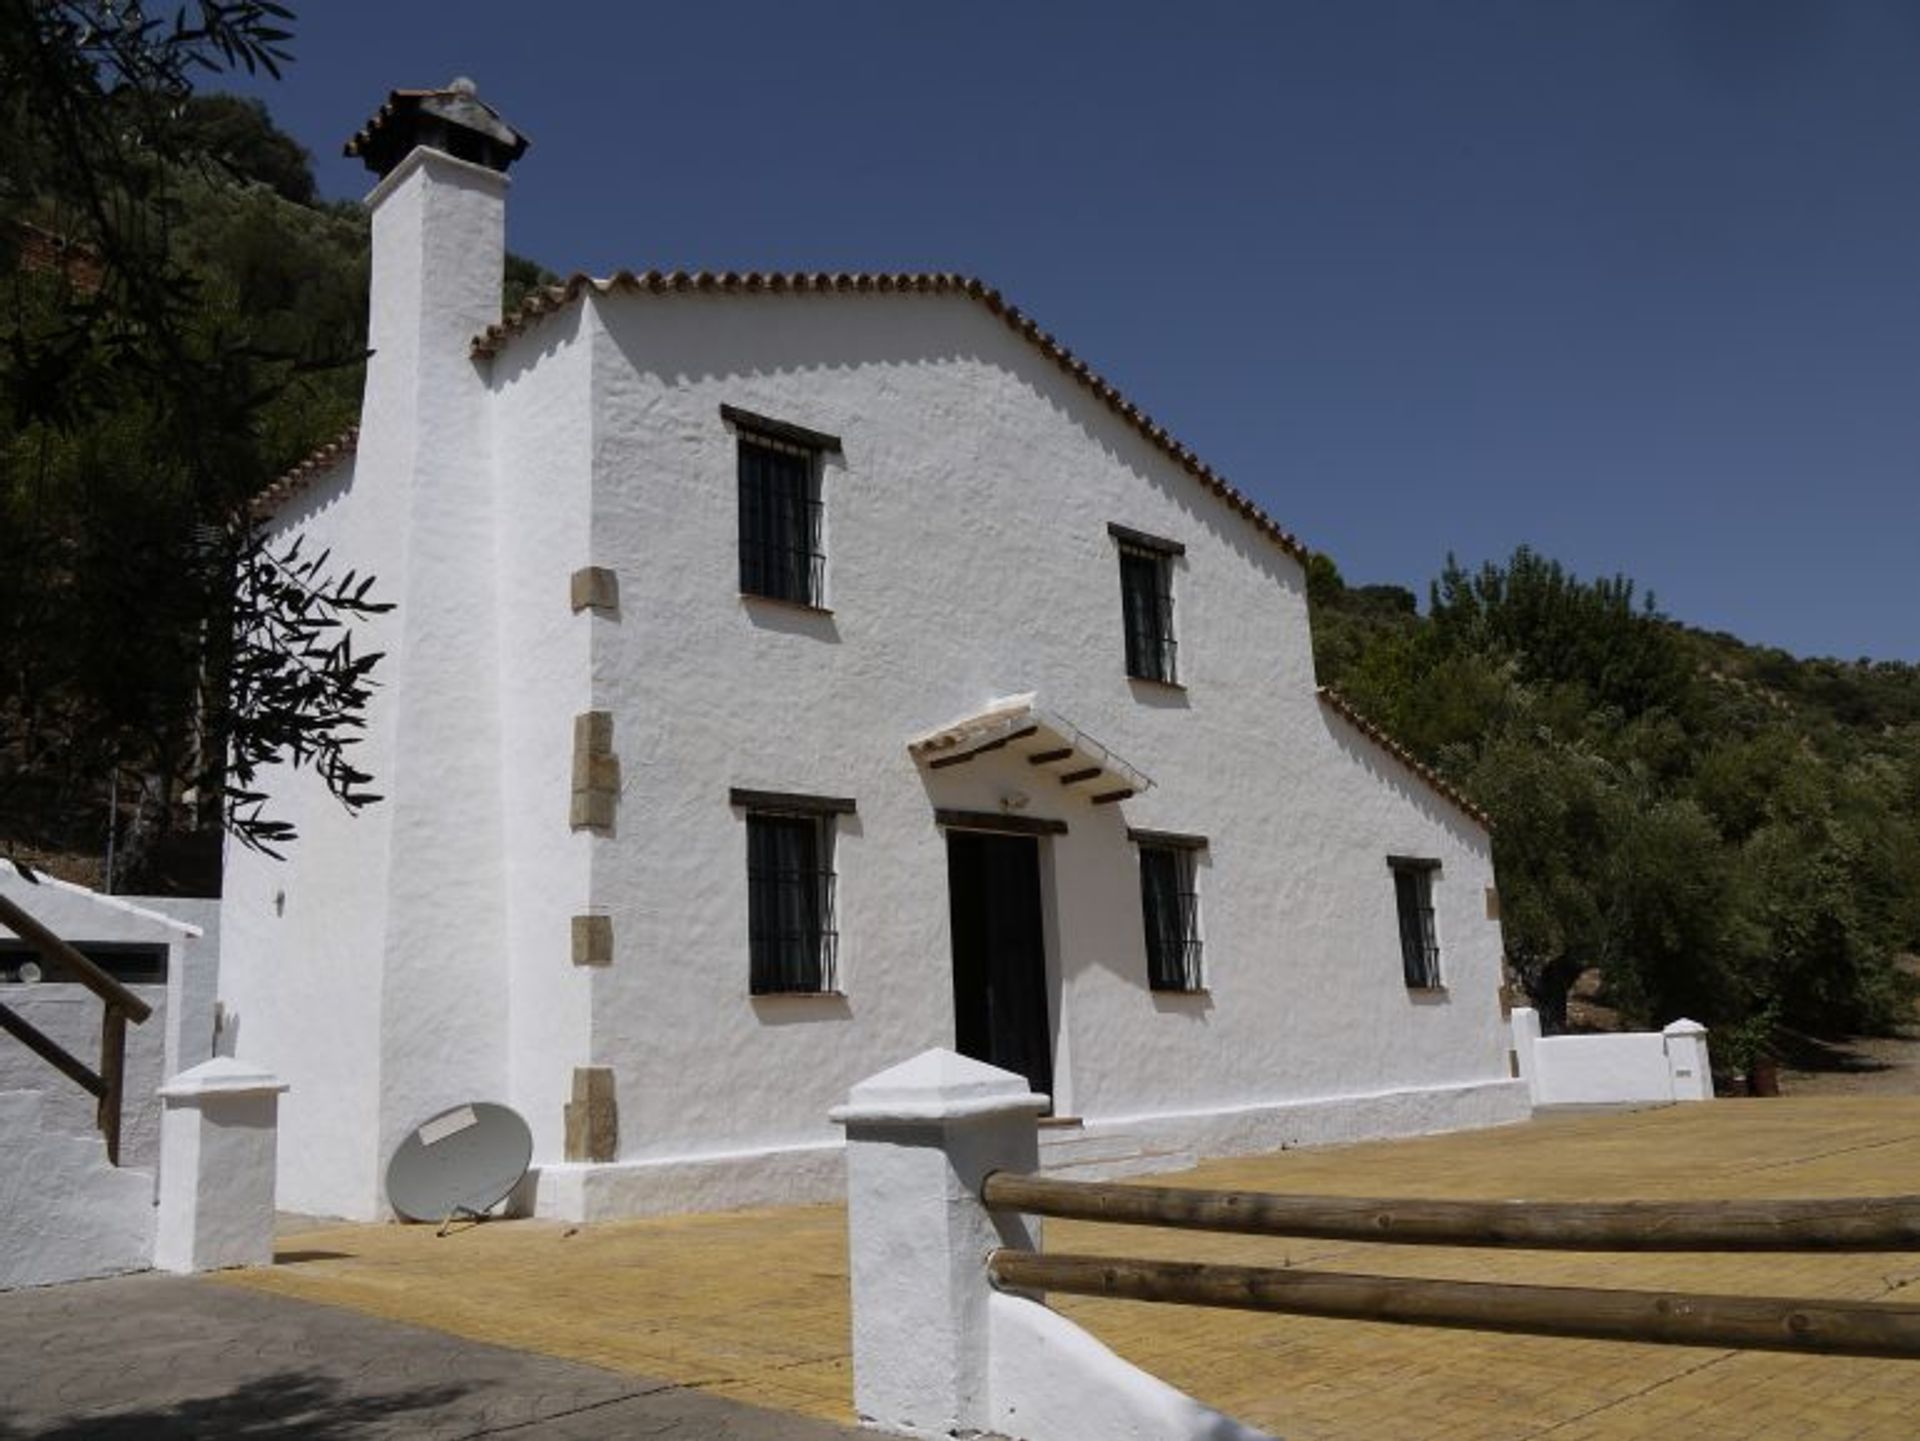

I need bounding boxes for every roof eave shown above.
[472,270,1311,568]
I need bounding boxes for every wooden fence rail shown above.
[981,1170,1920,1251]
[988,1249,1920,1360]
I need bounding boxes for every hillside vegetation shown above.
[2,74,550,892]
[1311,549,1920,1051]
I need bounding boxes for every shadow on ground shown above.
[0,1373,473,1440]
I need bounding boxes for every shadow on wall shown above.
[0,1372,473,1440]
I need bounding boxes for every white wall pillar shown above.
[1509,1005,1543,1105]
[154,1057,288,1273]
[1663,1018,1713,1101]
[830,1049,1047,1439]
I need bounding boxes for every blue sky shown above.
[235,2,1919,661]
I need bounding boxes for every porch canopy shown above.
[907,693,1154,806]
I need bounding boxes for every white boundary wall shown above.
[833,1049,1271,1441]
[0,866,219,1171]
[1510,1008,1712,1107]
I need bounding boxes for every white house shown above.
[218,80,1528,1223]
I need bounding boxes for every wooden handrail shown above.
[987,1249,1920,1360]
[0,885,152,1163]
[981,1170,1920,1251]
[0,890,153,1022]
[0,1001,108,1098]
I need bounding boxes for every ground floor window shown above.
[1133,830,1205,992]
[733,788,854,995]
[1390,856,1442,989]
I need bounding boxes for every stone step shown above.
[1037,1124,1196,1183]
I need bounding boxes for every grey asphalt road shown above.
[0,1270,868,1439]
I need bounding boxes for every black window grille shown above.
[1139,844,1202,991]
[1119,544,1176,683]
[1391,860,1441,989]
[747,812,838,994]
[738,433,824,606]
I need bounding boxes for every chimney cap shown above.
[345,77,530,178]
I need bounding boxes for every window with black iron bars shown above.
[738,432,825,606]
[1391,860,1441,989]
[1140,844,1202,991]
[1119,543,1176,683]
[747,812,838,994]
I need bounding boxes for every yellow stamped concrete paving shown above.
[221,1097,1920,1439]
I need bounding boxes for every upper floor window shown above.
[1389,856,1442,989]
[1132,828,1206,992]
[725,404,840,609]
[1110,523,1181,684]
[732,788,854,995]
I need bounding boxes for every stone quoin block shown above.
[569,565,619,614]
[569,710,619,832]
[571,914,612,967]
[564,1065,618,1162]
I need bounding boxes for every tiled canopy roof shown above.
[472,270,1310,565]
[1317,687,1492,830]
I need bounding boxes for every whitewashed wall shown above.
[517,287,1522,1213]
[1511,1008,1713,1107]
[219,455,393,1220]
[493,303,597,1166]
[220,148,518,1220]
[222,140,1524,1223]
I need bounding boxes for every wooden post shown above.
[988,1250,1920,1360]
[981,1171,1920,1251]
[97,1004,126,1166]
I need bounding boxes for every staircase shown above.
[0,1089,154,1289]
[1038,1119,1194,1182]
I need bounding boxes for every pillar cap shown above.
[831,1048,1047,1126]
[1662,1018,1707,1037]
[159,1056,289,1099]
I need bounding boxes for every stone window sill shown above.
[741,592,834,618]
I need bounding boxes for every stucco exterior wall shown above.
[219,148,517,1219]
[219,456,393,1218]
[534,288,1519,1195]
[493,304,596,1163]
[220,136,1524,1223]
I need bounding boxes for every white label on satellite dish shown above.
[419,1106,479,1147]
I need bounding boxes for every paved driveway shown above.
[0,1270,863,1439]
[190,1097,1920,1440]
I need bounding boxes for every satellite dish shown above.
[386,1101,532,1228]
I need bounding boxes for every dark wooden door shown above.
[946,830,1053,1101]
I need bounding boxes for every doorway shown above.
[945,829,1054,1101]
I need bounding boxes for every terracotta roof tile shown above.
[472,270,1311,564]
[1317,686,1493,831]
[251,426,358,520]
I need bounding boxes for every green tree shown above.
[1311,542,1920,1039]
[1,1,388,888]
